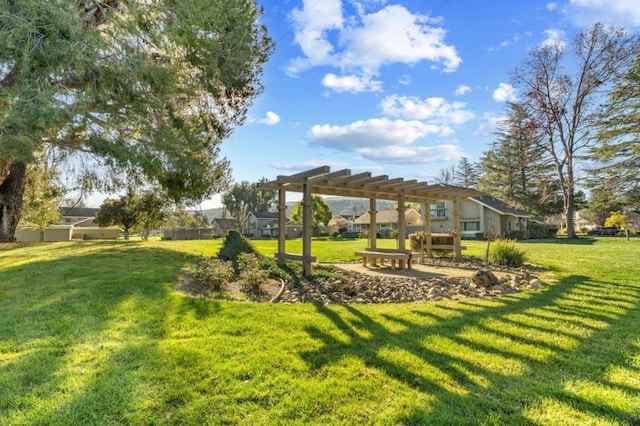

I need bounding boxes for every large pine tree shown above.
[478,103,561,216]
[590,57,640,206]
[0,1,273,241]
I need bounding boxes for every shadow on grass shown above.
[301,273,640,424]
[0,243,208,424]
[520,237,597,246]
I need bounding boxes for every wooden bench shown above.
[354,248,412,270]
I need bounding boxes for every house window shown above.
[430,201,446,218]
[462,221,480,231]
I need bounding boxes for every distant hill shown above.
[322,196,396,217]
[196,197,397,222]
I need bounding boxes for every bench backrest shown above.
[365,247,411,254]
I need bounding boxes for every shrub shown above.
[358,230,369,239]
[527,222,546,239]
[193,257,235,293]
[238,252,268,292]
[489,239,527,267]
[218,230,260,271]
[341,232,359,239]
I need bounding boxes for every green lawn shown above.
[0,237,638,425]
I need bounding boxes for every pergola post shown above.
[302,182,313,276]
[424,202,432,259]
[453,198,461,259]
[369,198,377,249]
[397,195,406,251]
[277,189,286,265]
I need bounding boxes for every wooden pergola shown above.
[257,166,482,275]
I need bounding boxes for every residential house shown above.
[352,208,423,237]
[244,211,280,237]
[327,215,354,235]
[211,217,237,237]
[428,196,532,238]
[16,207,121,242]
[349,196,534,239]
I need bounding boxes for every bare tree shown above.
[511,23,639,238]
[434,165,456,185]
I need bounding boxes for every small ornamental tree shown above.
[605,211,627,230]
[94,193,139,240]
[290,195,332,227]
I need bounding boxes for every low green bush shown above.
[238,252,269,292]
[193,257,235,293]
[527,222,556,239]
[489,239,527,267]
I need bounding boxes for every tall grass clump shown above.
[489,239,527,267]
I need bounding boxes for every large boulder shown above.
[471,269,500,287]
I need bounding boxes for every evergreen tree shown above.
[0,1,273,241]
[18,148,65,235]
[453,157,480,189]
[478,103,560,216]
[590,57,640,206]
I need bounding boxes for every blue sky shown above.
[205,1,640,208]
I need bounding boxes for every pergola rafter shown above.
[258,166,482,275]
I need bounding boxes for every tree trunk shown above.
[564,169,577,239]
[0,161,28,242]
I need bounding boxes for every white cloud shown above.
[398,74,412,85]
[473,113,507,137]
[287,3,461,77]
[309,118,443,149]
[454,84,471,96]
[492,83,518,102]
[357,144,465,164]
[540,28,566,49]
[288,0,343,73]
[322,73,383,93]
[380,95,475,125]
[307,118,463,164]
[547,3,558,11]
[565,0,640,28]
[500,34,521,47]
[257,111,281,126]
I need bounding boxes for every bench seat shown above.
[355,249,412,269]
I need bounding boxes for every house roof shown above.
[469,195,533,217]
[252,211,279,219]
[213,218,236,228]
[61,207,100,217]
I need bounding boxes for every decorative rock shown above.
[471,269,501,287]
[272,263,545,304]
